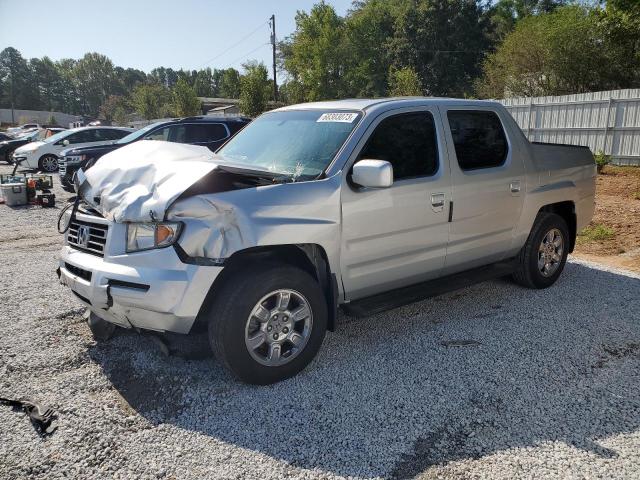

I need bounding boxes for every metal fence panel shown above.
[501,89,640,166]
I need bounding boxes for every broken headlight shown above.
[126,222,183,253]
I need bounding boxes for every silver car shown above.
[58,98,596,384]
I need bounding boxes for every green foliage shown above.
[239,62,270,117]
[219,68,241,98]
[47,113,57,125]
[172,78,201,117]
[477,4,640,98]
[577,224,615,243]
[132,83,171,120]
[594,150,611,172]
[73,53,119,116]
[99,95,129,123]
[388,66,423,96]
[281,3,349,101]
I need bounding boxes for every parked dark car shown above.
[58,116,250,191]
[0,129,40,163]
[0,132,11,142]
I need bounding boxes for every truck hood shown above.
[77,140,281,223]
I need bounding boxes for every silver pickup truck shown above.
[57,98,596,384]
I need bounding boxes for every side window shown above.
[186,123,228,143]
[145,126,172,141]
[447,110,508,170]
[67,130,95,144]
[103,129,129,140]
[358,112,439,180]
[94,129,116,141]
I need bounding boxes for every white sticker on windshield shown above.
[317,112,359,123]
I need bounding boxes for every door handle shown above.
[510,181,521,194]
[430,193,445,212]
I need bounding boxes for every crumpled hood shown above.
[79,141,219,222]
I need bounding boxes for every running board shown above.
[341,258,518,317]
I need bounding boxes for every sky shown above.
[0,0,353,79]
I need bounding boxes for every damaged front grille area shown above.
[65,262,92,281]
[67,219,108,256]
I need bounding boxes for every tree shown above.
[280,3,350,101]
[476,5,637,98]
[387,0,490,97]
[388,66,423,96]
[239,62,270,117]
[0,47,39,112]
[99,95,129,123]
[132,83,171,120]
[194,68,214,97]
[219,68,241,98]
[73,53,119,116]
[172,78,201,117]
[279,79,306,105]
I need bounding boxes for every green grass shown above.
[577,224,615,243]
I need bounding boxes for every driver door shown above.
[340,108,452,301]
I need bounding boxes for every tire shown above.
[38,154,58,172]
[88,312,116,341]
[207,263,328,385]
[512,212,570,289]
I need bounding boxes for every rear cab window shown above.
[447,110,508,170]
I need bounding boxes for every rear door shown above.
[340,107,452,300]
[439,107,525,273]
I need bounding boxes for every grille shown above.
[67,218,108,256]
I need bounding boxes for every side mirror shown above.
[62,139,70,146]
[351,159,393,188]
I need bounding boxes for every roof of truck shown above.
[274,97,503,113]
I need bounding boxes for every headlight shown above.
[126,222,182,252]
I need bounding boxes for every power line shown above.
[224,43,271,69]
[199,21,269,68]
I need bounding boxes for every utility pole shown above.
[270,14,278,102]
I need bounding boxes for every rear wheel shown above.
[38,154,58,172]
[512,212,569,289]
[207,264,327,385]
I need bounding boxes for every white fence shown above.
[501,89,640,166]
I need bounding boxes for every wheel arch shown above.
[537,201,577,252]
[192,243,338,333]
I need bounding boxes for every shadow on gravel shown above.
[89,262,640,478]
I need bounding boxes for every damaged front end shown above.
[58,140,341,334]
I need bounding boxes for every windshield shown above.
[44,129,74,144]
[217,110,361,179]
[19,130,40,141]
[115,122,164,144]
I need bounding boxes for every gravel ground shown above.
[1,163,640,479]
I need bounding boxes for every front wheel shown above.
[512,212,569,289]
[207,264,327,384]
[38,154,58,172]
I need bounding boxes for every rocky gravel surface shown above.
[1,164,640,479]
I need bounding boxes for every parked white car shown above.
[12,126,134,172]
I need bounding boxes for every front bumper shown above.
[58,244,223,334]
